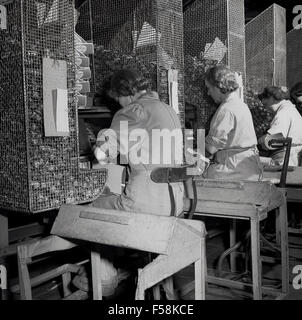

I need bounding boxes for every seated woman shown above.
[73,69,184,297]
[92,69,184,215]
[204,65,262,181]
[258,86,302,166]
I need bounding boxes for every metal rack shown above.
[287,28,302,89]
[183,0,246,131]
[0,0,107,214]
[76,0,185,126]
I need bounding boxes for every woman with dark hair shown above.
[258,86,302,166]
[290,81,302,116]
[73,69,184,297]
[93,69,184,214]
[204,65,262,180]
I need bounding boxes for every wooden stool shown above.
[15,236,87,300]
[51,204,207,300]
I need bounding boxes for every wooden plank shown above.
[192,200,257,217]
[0,237,44,259]
[9,223,45,243]
[52,205,205,255]
[21,235,77,259]
[183,198,270,221]
[186,178,283,207]
[262,166,302,186]
[11,264,81,293]
[0,213,8,249]
[207,276,283,298]
[80,211,129,225]
[17,245,32,300]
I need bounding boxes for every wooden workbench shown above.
[262,166,302,202]
[183,178,289,300]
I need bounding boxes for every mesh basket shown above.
[287,28,302,89]
[0,0,107,214]
[183,0,245,131]
[245,4,286,139]
[76,0,185,126]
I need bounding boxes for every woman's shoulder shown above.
[117,102,147,120]
[277,100,296,114]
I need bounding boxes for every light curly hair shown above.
[205,65,239,94]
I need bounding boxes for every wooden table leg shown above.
[91,251,103,300]
[279,191,289,295]
[195,238,206,300]
[0,213,8,250]
[250,217,262,300]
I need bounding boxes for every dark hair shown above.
[290,82,302,103]
[205,65,239,94]
[258,86,289,102]
[109,69,150,98]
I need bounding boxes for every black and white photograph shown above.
[0,0,302,308]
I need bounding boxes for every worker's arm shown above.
[205,108,234,156]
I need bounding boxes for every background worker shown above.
[204,65,262,181]
[258,86,302,166]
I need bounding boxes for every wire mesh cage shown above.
[183,0,246,132]
[245,4,287,138]
[76,0,185,126]
[287,28,302,90]
[0,0,107,214]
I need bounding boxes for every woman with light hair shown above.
[258,86,302,166]
[204,65,262,180]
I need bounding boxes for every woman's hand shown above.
[94,146,109,165]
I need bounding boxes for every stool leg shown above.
[135,269,145,300]
[250,217,262,300]
[17,245,32,300]
[91,251,103,300]
[279,192,289,294]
